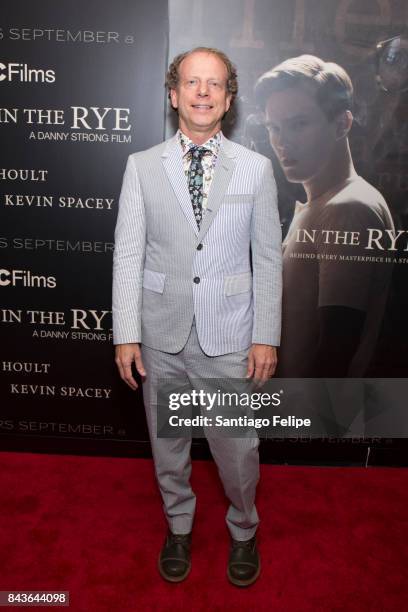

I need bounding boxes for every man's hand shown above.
[246,344,277,386]
[115,343,146,391]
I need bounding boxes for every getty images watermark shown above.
[156,379,316,438]
[166,388,310,431]
[156,378,408,439]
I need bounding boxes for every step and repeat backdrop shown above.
[1,0,407,458]
[1,0,168,449]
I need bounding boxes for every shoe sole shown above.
[157,555,191,583]
[227,561,261,587]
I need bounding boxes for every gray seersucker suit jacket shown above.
[112,132,282,356]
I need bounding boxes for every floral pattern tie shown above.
[188,146,208,229]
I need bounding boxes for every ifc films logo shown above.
[0,62,55,83]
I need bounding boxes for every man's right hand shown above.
[115,343,146,391]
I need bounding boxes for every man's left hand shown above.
[246,344,277,386]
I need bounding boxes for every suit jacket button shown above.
[196,243,203,250]
[193,277,200,284]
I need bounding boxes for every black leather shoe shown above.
[227,536,260,587]
[158,531,192,582]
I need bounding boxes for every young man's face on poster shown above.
[264,85,340,185]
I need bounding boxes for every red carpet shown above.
[0,451,407,611]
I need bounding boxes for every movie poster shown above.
[165,0,408,446]
[168,0,408,379]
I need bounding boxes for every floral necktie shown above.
[188,146,208,229]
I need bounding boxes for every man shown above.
[113,47,282,586]
[255,55,394,378]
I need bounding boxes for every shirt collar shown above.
[178,129,222,158]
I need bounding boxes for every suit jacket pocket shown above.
[142,269,165,294]
[224,271,252,296]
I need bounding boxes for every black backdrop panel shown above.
[0,0,168,446]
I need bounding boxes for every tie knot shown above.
[190,146,208,161]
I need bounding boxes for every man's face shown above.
[377,36,408,93]
[170,51,232,140]
[265,85,338,184]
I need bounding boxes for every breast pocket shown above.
[142,269,165,294]
[222,194,254,205]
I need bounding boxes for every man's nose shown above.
[197,82,209,96]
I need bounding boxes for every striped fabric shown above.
[112,133,282,356]
[141,321,260,539]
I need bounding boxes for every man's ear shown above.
[225,93,232,114]
[335,110,353,140]
[170,88,178,110]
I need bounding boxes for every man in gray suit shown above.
[113,47,282,586]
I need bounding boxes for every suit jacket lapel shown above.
[161,133,237,240]
[161,134,199,236]
[197,136,236,242]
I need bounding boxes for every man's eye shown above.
[209,81,221,88]
[187,79,198,86]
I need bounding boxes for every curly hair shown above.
[166,47,238,103]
